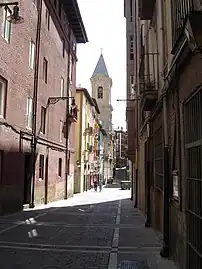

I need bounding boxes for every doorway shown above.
[23,153,32,205]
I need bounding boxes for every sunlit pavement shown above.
[0,183,178,269]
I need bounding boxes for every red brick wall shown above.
[0,0,78,211]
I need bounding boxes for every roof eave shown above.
[61,0,88,44]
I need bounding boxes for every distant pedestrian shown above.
[99,179,102,192]
[93,179,98,192]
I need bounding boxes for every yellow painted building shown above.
[74,87,100,193]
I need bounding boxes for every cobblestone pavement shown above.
[0,184,178,269]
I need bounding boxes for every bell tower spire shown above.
[91,53,109,78]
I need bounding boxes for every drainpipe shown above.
[130,160,133,200]
[145,121,151,227]
[64,30,72,200]
[134,0,140,208]
[144,21,152,227]
[30,0,42,208]
[160,95,170,257]
[158,0,170,258]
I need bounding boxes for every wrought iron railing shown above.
[171,0,195,48]
[139,52,159,94]
[69,104,77,120]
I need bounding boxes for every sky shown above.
[76,0,126,130]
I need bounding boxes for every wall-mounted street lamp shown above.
[0,2,24,24]
[48,96,75,106]
[47,96,78,120]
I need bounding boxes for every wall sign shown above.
[172,170,179,199]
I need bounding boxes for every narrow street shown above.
[0,184,177,269]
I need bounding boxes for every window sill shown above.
[170,197,180,209]
[26,127,32,131]
[2,37,10,44]
[0,115,5,122]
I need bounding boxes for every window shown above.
[29,41,35,69]
[40,106,46,134]
[39,154,44,179]
[68,89,72,112]
[130,36,134,60]
[62,39,65,58]
[0,77,7,118]
[58,158,62,177]
[33,0,40,10]
[58,1,62,18]
[69,55,73,84]
[130,75,134,86]
[60,77,64,97]
[45,8,50,30]
[130,0,133,21]
[2,7,11,43]
[129,75,134,95]
[59,120,63,142]
[69,89,72,98]
[26,97,33,129]
[73,43,76,52]
[67,152,70,175]
[43,58,48,83]
[98,86,103,99]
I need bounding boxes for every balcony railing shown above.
[84,126,93,136]
[139,52,159,94]
[68,104,78,122]
[171,0,195,49]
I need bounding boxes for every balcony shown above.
[68,104,78,123]
[87,143,93,153]
[139,50,159,112]
[170,0,202,52]
[139,0,156,20]
[140,79,158,111]
[63,103,78,138]
[84,126,93,136]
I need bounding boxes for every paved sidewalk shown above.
[0,185,178,269]
[115,198,178,269]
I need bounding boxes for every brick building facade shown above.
[0,0,87,214]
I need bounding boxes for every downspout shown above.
[158,0,170,258]
[130,0,135,202]
[30,0,42,208]
[175,66,182,210]
[145,122,151,227]
[134,0,139,208]
[130,161,134,200]
[145,21,152,227]
[64,29,72,199]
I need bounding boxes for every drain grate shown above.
[118,260,149,269]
